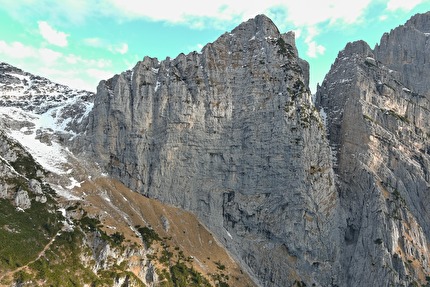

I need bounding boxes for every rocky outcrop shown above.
[316,11,430,287]
[0,131,47,209]
[82,14,340,286]
[14,189,31,210]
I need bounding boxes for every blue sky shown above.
[0,1,429,93]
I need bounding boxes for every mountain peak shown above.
[405,11,430,33]
[230,14,281,39]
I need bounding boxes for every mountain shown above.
[76,14,339,286]
[2,11,430,287]
[315,11,430,286]
[0,63,254,286]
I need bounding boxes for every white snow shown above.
[6,73,30,82]
[9,128,68,175]
[0,154,21,176]
[319,107,328,128]
[226,230,233,239]
[52,185,81,201]
[66,177,81,189]
[58,207,75,231]
[155,81,161,92]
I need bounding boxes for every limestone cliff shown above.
[316,11,430,287]
[79,11,430,286]
[82,15,339,286]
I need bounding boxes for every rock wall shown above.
[316,11,430,287]
[82,15,340,286]
[79,11,430,286]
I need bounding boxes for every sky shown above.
[0,1,429,94]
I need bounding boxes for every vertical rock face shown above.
[316,12,430,287]
[84,15,339,286]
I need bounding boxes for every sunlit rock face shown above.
[80,11,430,287]
[316,11,430,287]
[83,15,339,286]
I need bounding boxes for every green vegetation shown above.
[136,225,161,247]
[171,262,211,287]
[157,262,212,287]
[80,214,102,232]
[0,199,62,270]
[215,261,226,271]
[381,108,410,124]
[363,114,376,124]
[28,229,100,286]
[276,38,294,58]
[80,214,125,247]
[110,231,125,246]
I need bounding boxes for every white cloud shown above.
[109,43,128,55]
[303,27,326,58]
[379,15,388,21]
[0,40,116,92]
[306,41,326,58]
[100,0,373,30]
[386,0,426,11]
[86,68,115,81]
[38,21,69,47]
[1,1,376,34]
[83,37,104,47]
[0,41,36,59]
[84,37,128,55]
[0,41,62,63]
[39,48,62,64]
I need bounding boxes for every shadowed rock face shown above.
[83,14,339,286]
[316,11,430,287]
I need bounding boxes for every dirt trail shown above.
[0,230,61,284]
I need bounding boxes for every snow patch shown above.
[319,107,328,128]
[52,185,81,201]
[226,230,233,239]
[9,128,68,174]
[155,81,161,92]
[66,177,81,189]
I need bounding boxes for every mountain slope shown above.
[316,11,430,286]
[0,63,254,287]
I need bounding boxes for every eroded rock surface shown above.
[316,11,430,287]
[82,15,339,286]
